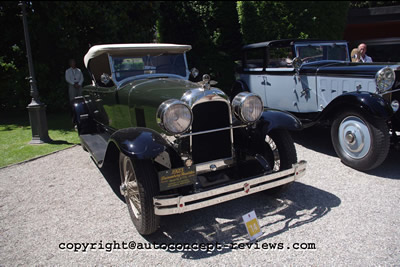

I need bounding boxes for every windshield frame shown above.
[107,52,190,88]
[294,42,350,63]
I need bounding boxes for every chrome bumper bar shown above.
[153,160,307,216]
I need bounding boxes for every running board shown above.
[80,134,108,165]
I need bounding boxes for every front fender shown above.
[233,110,301,157]
[109,127,181,164]
[318,92,394,123]
[257,109,303,133]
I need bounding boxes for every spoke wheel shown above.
[261,129,297,195]
[119,153,160,235]
[121,156,142,219]
[265,135,281,172]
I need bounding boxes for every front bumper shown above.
[153,160,307,215]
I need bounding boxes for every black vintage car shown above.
[233,39,400,171]
[73,43,307,235]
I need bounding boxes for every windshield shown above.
[294,43,349,63]
[112,53,187,81]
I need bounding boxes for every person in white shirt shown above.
[357,43,373,63]
[65,59,84,103]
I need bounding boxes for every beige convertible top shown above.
[83,43,192,67]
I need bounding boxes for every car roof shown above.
[84,43,192,67]
[242,39,348,50]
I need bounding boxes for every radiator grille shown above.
[191,101,231,164]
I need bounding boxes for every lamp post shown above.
[19,1,52,144]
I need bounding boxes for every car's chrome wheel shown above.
[338,116,371,159]
[120,156,141,219]
[262,130,297,195]
[331,110,390,171]
[119,153,160,235]
[265,135,281,172]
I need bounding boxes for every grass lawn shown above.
[0,111,80,168]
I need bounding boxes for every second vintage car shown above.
[72,43,307,235]
[233,39,400,171]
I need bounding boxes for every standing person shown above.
[357,43,373,63]
[65,58,84,104]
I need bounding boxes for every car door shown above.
[87,53,114,127]
[93,81,115,127]
[239,47,269,106]
[261,46,300,112]
[295,73,318,112]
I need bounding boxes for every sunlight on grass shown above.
[0,112,80,168]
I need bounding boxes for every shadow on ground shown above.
[95,157,341,259]
[139,182,340,259]
[49,140,75,145]
[96,157,125,202]
[290,126,336,157]
[290,126,400,179]
[365,148,400,179]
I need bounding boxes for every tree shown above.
[350,1,400,8]
[0,1,158,112]
[237,1,350,43]
[0,1,29,111]
[157,1,243,92]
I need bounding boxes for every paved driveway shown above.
[1,127,399,265]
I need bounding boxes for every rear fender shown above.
[72,96,95,134]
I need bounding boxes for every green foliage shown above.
[237,1,350,44]
[0,1,158,112]
[1,1,353,112]
[156,1,243,93]
[350,1,400,8]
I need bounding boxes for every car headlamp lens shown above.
[232,92,263,123]
[376,67,395,93]
[157,99,192,134]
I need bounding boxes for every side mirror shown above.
[292,57,303,70]
[190,68,199,79]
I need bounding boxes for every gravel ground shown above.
[1,127,399,266]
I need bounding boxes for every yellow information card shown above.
[242,210,263,241]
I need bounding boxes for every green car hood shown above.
[128,78,199,108]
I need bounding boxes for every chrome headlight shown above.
[157,99,192,134]
[375,67,395,93]
[232,92,263,123]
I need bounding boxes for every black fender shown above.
[317,92,394,124]
[231,80,249,100]
[72,96,95,134]
[233,109,302,156]
[108,127,182,167]
[257,109,303,133]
